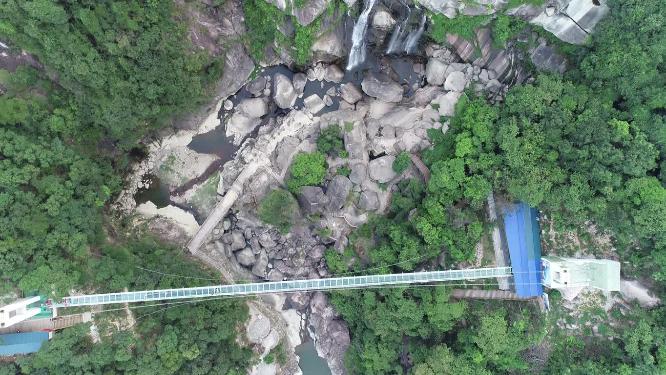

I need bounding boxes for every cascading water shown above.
[385,5,426,55]
[346,0,377,71]
[386,0,410,54]
[404,14,426,54]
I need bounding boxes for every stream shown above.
[296,340,332,375]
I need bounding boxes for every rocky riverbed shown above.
[109,0,606,373]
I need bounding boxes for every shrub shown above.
[287,152,328,192]
[258,189,300,233]
[317,125,345,156]
[429,12,490,42]
[393,152,412,174]
[337,165,351,177]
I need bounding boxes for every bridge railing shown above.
[50,267,513,308]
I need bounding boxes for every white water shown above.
[346,0,377,71]
[404,14,426,54]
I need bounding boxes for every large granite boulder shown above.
[252,250,269,277]
[237,97,268,118]
[292,72,308,94]
[349,163,367,185]
[236,247,256,267]
[297,186,329,214]
[358,191,379,211]
[324,65,344,83]
[530,43,567,74]
[340,83,363,104]
[304,94,326,114]
[426,58,448,86]
[368,155,397,183]
[433,91,462,117]
[273,73,297,109]
[229,230,246,251]
[309,292,351,375]
[444,71,467,92]
[325,175,352,211]
[361,74,403,103]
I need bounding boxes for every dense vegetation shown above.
[259,189,300,233]
[287,151,328,192]
[0,240,251,375]
[332,0,666,373]
[0,0,251,373]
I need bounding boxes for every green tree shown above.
[258,189,300,233]
[393,152,412,174]
[287,152,328,192]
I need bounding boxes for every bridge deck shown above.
[52,267,512,308]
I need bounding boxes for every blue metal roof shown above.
[503,202,543,298]
[0,332,49,356]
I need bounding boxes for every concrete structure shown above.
[542,256,621,293]
[0,297,41,328]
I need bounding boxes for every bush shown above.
[393,152,412,173]
[258,189,300,233]
[429,12,490,42]
[317,125,345,156]
[337,165,351,177]
[287,152,328,192]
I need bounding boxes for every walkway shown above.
[52,267,512,308]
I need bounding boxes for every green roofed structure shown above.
[542,256,621,295]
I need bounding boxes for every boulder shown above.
[412,86,443,107]
[297,186,330,214]
[309,292,351,375]
[368,155,397,183]
[349,163,367,185]
[325,175,353,211]
[372,7,396,29]
[304,94,326,114]
[246,312,271,344]
[309,245,326,260]
[237,98,268,118]
[312,29,346,61]
[530,44,567,74]
[229,230,246,251]
[267,269,284,281]
[273,136,301,173]
[259,232,277,249]
[323,94,333,106]
[246,76,267,97]
[292,0,331,26]
[252,250,269,277]
[324,65,344,83]
[292,72,308,94]
[287,292,311,311]
[361,74,403,103]
[444,71,467,92]
[425,58,448,86]
[358,191,379,211]
[226,113,262,144]
[339,83,363,104]
[273,73,297,109]
[433,91,462,117]
[236,247,256,267]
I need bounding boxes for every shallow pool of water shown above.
[296,340,332,375]
[134,175,171,208]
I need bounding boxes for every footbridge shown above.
[50,267,513,308]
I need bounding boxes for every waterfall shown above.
[386,0,410,54]
[346,0,377,71]
[404,14,426,54]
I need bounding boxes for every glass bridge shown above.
[51,267,513,308]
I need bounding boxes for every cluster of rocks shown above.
[207,215,329,281]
